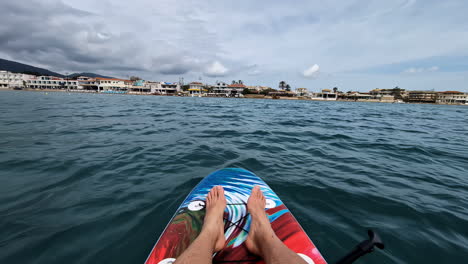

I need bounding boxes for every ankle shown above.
[199,228,219,246]
[257,232,281,257]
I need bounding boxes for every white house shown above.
[150,82,181,95]
[310,89,337,100]
[212,82,230,95]
[188,82,207,95]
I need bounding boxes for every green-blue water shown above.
[0,90,467,264]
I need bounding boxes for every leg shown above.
[174,186,226,264]
[246,186,307,264]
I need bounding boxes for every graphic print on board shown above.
[145,168,327,264]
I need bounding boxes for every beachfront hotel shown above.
[0,71,35,88]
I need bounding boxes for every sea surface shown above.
[0,90,467,264]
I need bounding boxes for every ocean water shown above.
[0,90,467,264]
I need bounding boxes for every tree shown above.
[333,87,338,93]
[232,80,237,84]
[285,84,291,91]
[392,86,403,100]
[238,80,243,84]
[130,76,141,81]
[242,88,252,95]
[261,88,276,95]
[279,81,286,90]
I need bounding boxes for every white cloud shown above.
[302,64,320,78]
[403,66,440,74]
[204,61,229,77]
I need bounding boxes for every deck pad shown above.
[145,168,327,264]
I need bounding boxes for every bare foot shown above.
[245,185,276,256]
[202,185,226,252]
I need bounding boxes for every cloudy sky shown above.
[1,0,467,91]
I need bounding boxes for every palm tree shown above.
[238,80,243,84]
[285,84,291,91]
[333,87,338,93]
[232,80,237,84]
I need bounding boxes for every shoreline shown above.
[1,88,467,106]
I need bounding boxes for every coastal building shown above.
[310,89,337,100]
[188,82,207,96]
[0,71,35,89]
[77,76,98,91]
[127,79,150,94]
[27,76,78,90]
[95,77,128,92]
[295,88,309,96]
[226,82,246,96]
[370,89,395,101]
[340,92,373,101]
[149,82,181,95]
[212,82,230,96]
[436,91,468,104]
[407,91,437,103]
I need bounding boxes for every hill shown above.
[68,72,113,79]
[0,58,114,79]
[0,58,64,77]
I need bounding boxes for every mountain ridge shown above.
[0,58,114,79]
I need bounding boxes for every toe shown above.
[252,185,259,196]
[219,186,225,199]
[208,187,215,202]
[255,186,262,198]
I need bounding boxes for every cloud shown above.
[403,66,440,74]
[246,64,261,76]
[0,0,467,91]
[154,55,201,75]
[0,0,222,79]
[302,64,320,78]
[204,61,229,77]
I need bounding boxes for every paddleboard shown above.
[144,168,327,264]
